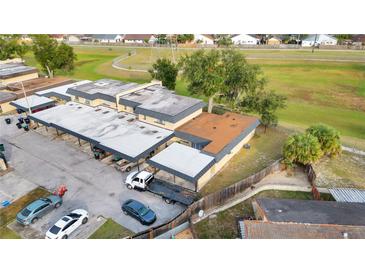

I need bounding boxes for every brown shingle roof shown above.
[6,77,73,98]
[176,112,259,155]
[242,220,365,239]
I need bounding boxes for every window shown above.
[143,115,146,120]
[155,119,165,125]
[75,96,79,102]
[34,204,48,214]
[85,100,90,105]
[62,219,77,231]
[124,105,127,110]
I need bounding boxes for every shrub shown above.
[306,124,341,156]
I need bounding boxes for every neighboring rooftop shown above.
[0,63,38,79]
[176,112,260,156]
[329,188,365,203]
[29,102,173,161]
[148,143,215,183]
[241,220,365,239]
[92,34,121,40]
[36,80,92,101]
[10,95,55,112]
[0,91,17,104]
[7,77,73,97]
[120,85,205,123]
[255,198,365,226]
[66,79,141,102]
[123,34,154,40]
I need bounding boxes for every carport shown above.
[10,95,55,113]
[147,143,215,191]
[29,102,174,165]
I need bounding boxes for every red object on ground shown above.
[53,185,68,197]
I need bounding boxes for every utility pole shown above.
[312,34,318,53]
[20,81,32,114]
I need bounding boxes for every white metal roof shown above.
[30,102,173,161]
[11,95,54,110]
[329,188,365,203]
[148,143,215,182]
[36,80,91,100]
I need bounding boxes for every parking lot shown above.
[0,115,185,238]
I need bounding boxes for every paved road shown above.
[0,115,185,237]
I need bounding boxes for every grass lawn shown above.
[314,151,365,189]
[0,187,50,239]
[23,46,365,146]
[194,190,334,239]
[200,126,290,195]
[89,218,134,239]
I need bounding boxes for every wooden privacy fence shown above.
[132,159,283,239]
[305,164,320,200]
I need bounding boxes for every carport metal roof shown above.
[36,80,91,101]
[329,188,365,203]
[147,143,215,183]
[10,95,55,112]
[29,102,174,162]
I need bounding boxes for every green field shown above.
[89,218,133,239]
[24,46,365,145]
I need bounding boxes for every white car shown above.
[45,209,89,239]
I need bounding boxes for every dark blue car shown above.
[121,199,156,225]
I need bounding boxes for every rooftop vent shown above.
[94,109,101,112]
[102,111,109,114]
[127,118,135,122]
[77,106,82,109]
[156,136,162,139]
[152,130,158,133]
[213,126,217,129]
[118,115,125,119]
[94,82,108,87]
[140,126,145,129]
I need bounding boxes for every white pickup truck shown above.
[124,171,197,206]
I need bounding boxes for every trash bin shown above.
[18,117,24,123]
[24,125,29,131]
[5,118,11,124]
[16,122,22,129]
[24,118,30,124]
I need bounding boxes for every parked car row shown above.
[16,193,157,239]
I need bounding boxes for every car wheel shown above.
[122,210,128,215]
[82,217,88,224]
[31,217,38,224]
[62,235,68,239]
[164,198,172,204]
[126,166,131,172]
[126,184,133,190]
[54,202,61,208]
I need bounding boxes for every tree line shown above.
[149,49,286,131]
[0,35,76,78]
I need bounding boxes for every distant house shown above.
[267,36,282,45]
[352,34,365,46]
[231,34,260,45]
[93,34,123,43]
[193,34,215,45]
[123,34,156,44]
[49,34,65,42]
[302,34,338,47]
[67,35,81,43]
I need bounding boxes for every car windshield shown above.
[49,225,61,235]
[67,213,81,219]
[21,208,32,217]
[138,207,150,216]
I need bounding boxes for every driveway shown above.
[0,115,185,237]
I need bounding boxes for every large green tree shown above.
[149,58,178,90]
[32,35,76,77]
[0,35,19,60]
[306,124,341,156]
[283,133,323,167]
[180,50,224,113]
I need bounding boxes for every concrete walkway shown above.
[192,169,313,224]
